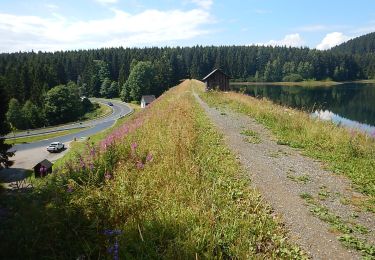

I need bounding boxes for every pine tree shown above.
[0,80,14,169]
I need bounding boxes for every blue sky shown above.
[0,0,374,52]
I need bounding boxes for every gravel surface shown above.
[194,91,375,259]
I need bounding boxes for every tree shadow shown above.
[0,167,28,183]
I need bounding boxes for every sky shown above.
[0,0,375,53]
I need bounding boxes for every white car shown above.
[47,142,65,153]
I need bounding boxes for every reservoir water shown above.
[230,83,375,135]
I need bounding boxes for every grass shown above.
[300,193,374,258]
[197,82,375,209]
[5,127,88,145]
[240,129,262,144]
[0,80,305,259]
[351,79,375,84]
[231,80,342,87]
[287,174,310,184]
[80,102,112,121]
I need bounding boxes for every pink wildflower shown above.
[136,161,144,169]
[104,171,112,180]
[146,153,153,162]
[79,157,86,169]
[131,142,138,151]
[67,185,73,193]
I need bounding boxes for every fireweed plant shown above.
[0,80,304,259]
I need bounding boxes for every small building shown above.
[202,69,231,91]
[33,159,53,178]
[141,95,156,108]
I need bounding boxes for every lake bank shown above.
[231,80,342,87]
[230,82,375,135]
[231,79,375,87]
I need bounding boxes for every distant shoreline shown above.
[230,79,375,87]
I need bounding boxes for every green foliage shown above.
[22,100,44,129]
[122,61,154,102]
[44,83,83,125]
[240,129,262,144]
[0,81,14,169]
[6,98,24,129]
[99,77,111,97]
[81,97,94,113]
[283,73,303,82]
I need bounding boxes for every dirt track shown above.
[194,88,375,259]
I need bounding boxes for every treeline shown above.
[332,32,375,55]
[5,83,95,130]
[331,32,375,80]
[1,45,375,109]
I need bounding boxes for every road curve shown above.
[9,99,132,152]
[0,99,132,186]
[6,98,130,139]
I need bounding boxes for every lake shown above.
[230,82,375,135]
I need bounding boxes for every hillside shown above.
[332,32,375,55]
[0,81,304,259]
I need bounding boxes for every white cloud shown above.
[0,8,213,52]
[313,110,334,121]
[257,33,305,47]
[190,0,213,10]
[316,32,350,50]
[95,0,118,5]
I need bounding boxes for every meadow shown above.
[0,80,304,259]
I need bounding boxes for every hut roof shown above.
[141,95,156,103]
[202,69,231,81]
[33,159,53,170]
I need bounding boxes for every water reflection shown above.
[231,83,375,135]
[312,110,375,136]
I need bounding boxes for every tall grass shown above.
[197,81,375,209]
[0,80,304,259]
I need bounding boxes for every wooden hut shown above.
[141,95,156,108]
[33,159,53,178]
[202,69,231,91]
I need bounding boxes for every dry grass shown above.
[0,80,304,259]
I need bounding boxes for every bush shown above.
[282,74,303,82]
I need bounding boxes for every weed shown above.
[339,235,375,258]
[287,174,310,184]
[240,129,261,144]
[318,186,331,200]
[300,192,314,202]
[269,149,289,158]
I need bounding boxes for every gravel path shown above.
[194,90,375,259]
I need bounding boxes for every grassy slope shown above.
[5,127,88,145]
[0,81,304,259]
[80,101,112,121]
[197,81,375,211]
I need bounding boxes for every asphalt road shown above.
[5,98,129,139]
[0,99,132,186]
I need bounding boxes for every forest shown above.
[0,33,375,130]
